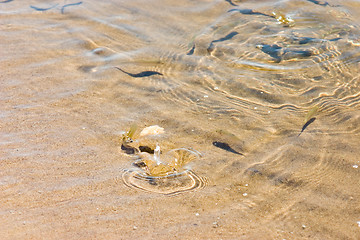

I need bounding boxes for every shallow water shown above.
[1,0,360,239]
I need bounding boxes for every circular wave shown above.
[122,169,206,195]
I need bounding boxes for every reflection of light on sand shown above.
[357,221,360,227]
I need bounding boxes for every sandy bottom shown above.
[1,0,360,239]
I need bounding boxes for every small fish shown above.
[115,67,163,78]
[298,118,316,137]
[30,4,59,11]
[306,0,341,7]
[306,0,329,6]
[304,105,319,123]
[282,49,312,60]
[298,106,319,136]
[213,141,243,155]
[225,0,238,6]
[139,145,155,154]
[121,144,137,155]
[291,36,341,45]
[257,44,313,62]
[61,1,82,14]
[215,129,242,142]
[0,0,13,3]
[186,45,195,55]
[207,31,239,53]
[228,8,273,18]
[256,44,283,63]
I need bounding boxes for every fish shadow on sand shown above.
[298,117,316,137]
[213,141,243,155]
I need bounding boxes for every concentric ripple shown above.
[121,147,207,195]
[122,169,206,195]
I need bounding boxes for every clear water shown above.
[1,0,360,239]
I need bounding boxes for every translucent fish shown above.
[298,105,319,136]
[304,105,319,123]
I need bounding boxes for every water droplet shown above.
[353,165,358,169]
[243,193,248,196]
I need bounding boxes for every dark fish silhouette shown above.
[256,44,283,62]
[306,0,341,7]
[0,0,13,3]
[61,1,82,14]
[298,117,316,137]
[228,8,274,18]
[225,0,238,6]
[121,144,137,155]
[186,45,195,55]
[115,67,163,78]
[292,36,341,44]
[208,31,239,53]
[306,0,329,6]
[30,4,59,11]
[139,145,154,154]
[257,44,313,63]
[213,141,243,155]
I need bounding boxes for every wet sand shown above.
[1,0,360,239]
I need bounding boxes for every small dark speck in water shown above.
[213,141,243,155]
[61,1,83,14]
[115,67,163,78]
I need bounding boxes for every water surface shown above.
[1,0,360,239]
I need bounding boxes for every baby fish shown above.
[298,106,319,136]
[228,8,273,18]
[225,0,238,6]
[186,45,195,55]
[61,1,82,14]
[115,67,163,78]
[207,31,239,53]
[30,4,59,11]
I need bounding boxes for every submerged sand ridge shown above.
[1,0,360,239]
